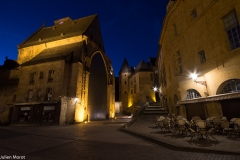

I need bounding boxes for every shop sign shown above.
[21,107,31,110]
[44,106,55,110]
[0,106,4,112]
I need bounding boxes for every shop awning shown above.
[177,92,240,105]
[14,101,59,106]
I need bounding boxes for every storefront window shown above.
[43,106,55,122]
[19,107,31,122]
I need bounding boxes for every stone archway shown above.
[87,53,107,120]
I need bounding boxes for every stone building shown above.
[157,0,240,120]
[0,58,20,125]
[119,58,158,113]
[0,14,115,125]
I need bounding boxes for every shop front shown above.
[12,101,60,125]
[178,92,240,121]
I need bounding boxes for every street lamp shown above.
[153,86,158,92]
[190,73,207,87]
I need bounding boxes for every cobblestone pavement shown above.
[0,116,239,160]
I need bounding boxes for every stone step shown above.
[143,111,168,115]
[145,107,165,111]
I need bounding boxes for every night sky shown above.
[0,0,168,76]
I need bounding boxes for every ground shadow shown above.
[186,137,220,147]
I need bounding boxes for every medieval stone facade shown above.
[119,58,158,113]
[157,0,240,120]
[0,14,115,125]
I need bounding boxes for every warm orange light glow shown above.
[190,73,198,80]
[75,103,85,122]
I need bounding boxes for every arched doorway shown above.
[88,53,107,120]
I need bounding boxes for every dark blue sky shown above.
[0,0,168,76]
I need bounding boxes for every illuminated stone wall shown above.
[1,15,115,124]
[128,72,155,107]
[158,0,240,118]
[119,72,131,112]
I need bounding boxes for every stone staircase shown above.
[143,102,168,116]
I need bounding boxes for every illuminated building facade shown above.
[119,58,158,113]
[157,0,240,120]
[0,14,115,125]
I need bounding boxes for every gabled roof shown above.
[119,58,131,75]
[19,14,97,48]
[134,60,152,73]
[22,42,83,66]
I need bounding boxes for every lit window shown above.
[221,79,240,94]
[223,11,240,50]
[186,89,201,99]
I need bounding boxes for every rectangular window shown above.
[29,72,35,84]
[198,50,206,63]
[191,9,197,20]
[46,88,52,100]
[28,90,33,101]
[37,89,42,100]
[48,70,54,82]
[39,71,44,79]
[175,50,183,75]
[173,23,177,36]
[223,11,240,50]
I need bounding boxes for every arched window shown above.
[217,79,240,94]
[186,89,201,99]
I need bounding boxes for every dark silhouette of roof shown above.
[119,58,131,75]
[0,58,19,69]
[22,42,83,66]
[19,14,97,48]
[134,60,152,73]
[148,57,156,66]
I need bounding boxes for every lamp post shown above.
[190,73,207,87]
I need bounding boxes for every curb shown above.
[120,122,240,155]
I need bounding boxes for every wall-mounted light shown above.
[190,73,207,87]
[152,86,159,92]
